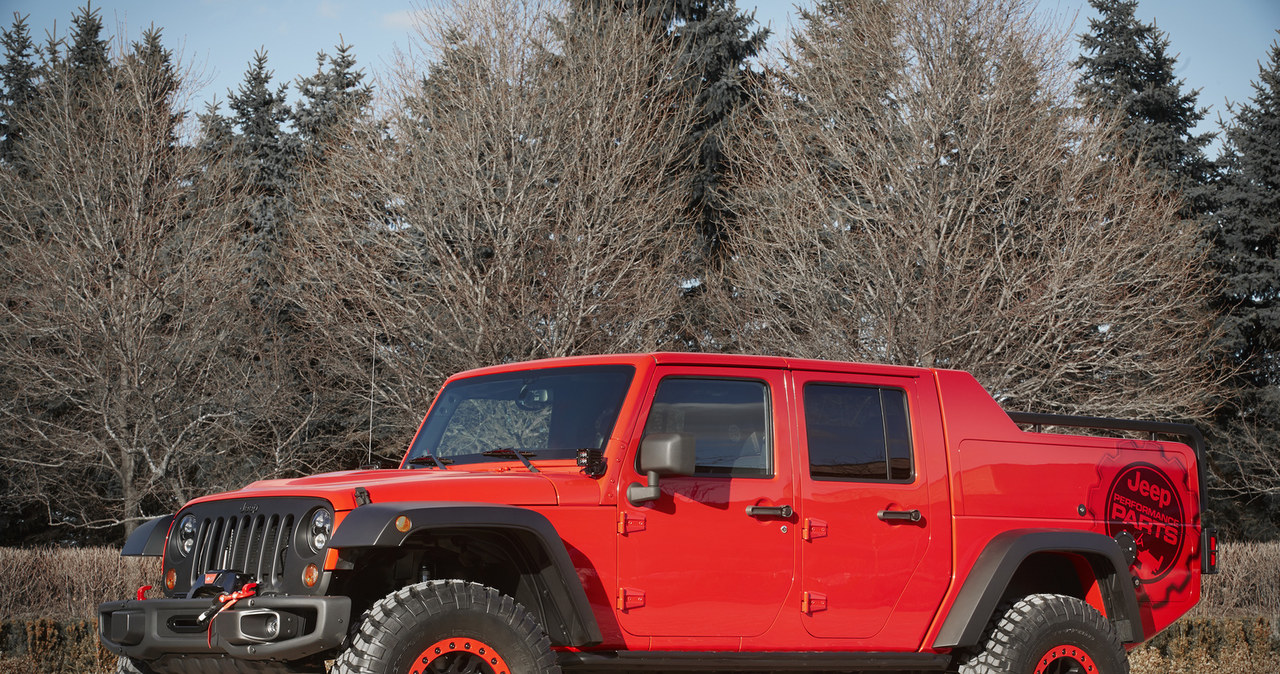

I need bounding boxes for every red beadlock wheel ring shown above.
[409,637,511,674]
[1033,644,1098,674]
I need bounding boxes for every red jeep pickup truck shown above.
[100,353,1215,674]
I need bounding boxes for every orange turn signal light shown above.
[302,563,320,588]
[164,568,177,590]
[395,515,411,533]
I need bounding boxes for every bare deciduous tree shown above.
[0,36,311,533]
[286,0,701,459]
[711,0,1221,421]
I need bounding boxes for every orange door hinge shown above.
[617,587,646,611]
[801,590,828,614]
[617,511,646,535]
[802,518,828,541]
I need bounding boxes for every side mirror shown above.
[627,433,695,506]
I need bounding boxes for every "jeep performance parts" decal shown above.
[1105,462,1185,583]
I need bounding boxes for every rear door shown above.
[793,370,948,644]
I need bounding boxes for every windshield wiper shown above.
[481,448,540,473]
[406,454,452,470]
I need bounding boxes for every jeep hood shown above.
[184,468,593,510]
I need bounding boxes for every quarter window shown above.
[804,384,913,482]
[643,378,771,477]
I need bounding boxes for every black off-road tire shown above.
[116,656,156,674]
[955,594,1129,674]
[332,580,560,674]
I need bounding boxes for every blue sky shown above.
[2,0,1277,152]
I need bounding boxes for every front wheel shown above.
[116,656,155,674]
[955,594,1129,674]
[332,580,560,674]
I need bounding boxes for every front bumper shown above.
[98,595,350,663]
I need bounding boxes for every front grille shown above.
[168,497,330,597]
[190,512,296,591]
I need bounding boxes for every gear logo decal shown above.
[1105,462,1185,583]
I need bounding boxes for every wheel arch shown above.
[121,514,173,557]
[328,501,602,648]
[934,529,1143,649]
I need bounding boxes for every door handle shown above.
[877,508,922,523]
[746,504,794,518]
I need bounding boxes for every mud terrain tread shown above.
[955,593,1129,674]
[116,656,155,674]
[332,579,559,674]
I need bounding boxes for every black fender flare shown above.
[122,514,174,557]
[933,529,1143,649]
[328,501,602,647]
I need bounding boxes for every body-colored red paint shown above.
[196,352,1207,655]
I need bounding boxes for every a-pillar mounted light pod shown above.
[576,449,606,478]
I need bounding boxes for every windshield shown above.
[402,365,635,468]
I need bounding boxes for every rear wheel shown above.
[956,594,1129,674]
[332,580,560,674]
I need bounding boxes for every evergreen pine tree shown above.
[671,0,769,255]
[223,50,296,305]
[294,42,373,156]
[1075,0,1213,206]
[196,52,346,487]
[1213,38,1280,388]
[293,42,383,249]
[565,0,766,350]
[413,28,489,133]
[36,20,66,73]
[66,3,110,91]
[0,13,38,167]
[0,13,40,541]
[1201,36,1280,537]
[577,0,767,256]
[196,100,234,160]
[126,27,182,149]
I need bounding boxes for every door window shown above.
[642,378,771,477]
[803,384,912,481]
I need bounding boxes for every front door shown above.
[615,366,795,638]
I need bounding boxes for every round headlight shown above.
[309,509,333,552]
[176,515,197,556]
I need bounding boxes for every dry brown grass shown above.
[0,547,160,622]
[1193,540,1280,617]
[0,542,1276,673]
[1131,618,1280,674]
[0,618,114,674]
[1126,542,1280,673]
[4,542,1275,622]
